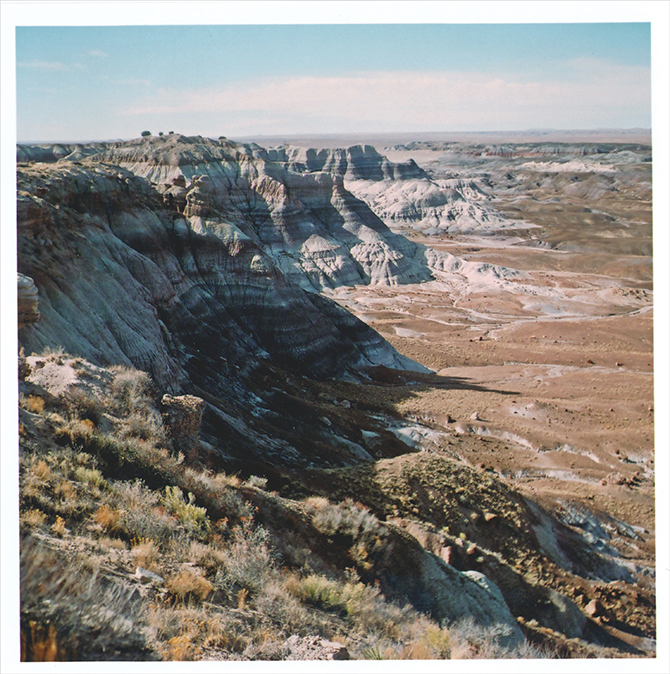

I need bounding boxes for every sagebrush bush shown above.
[108,366,155,416]
[167,570,214,602]
[215,523,276,596]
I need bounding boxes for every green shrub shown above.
[73,466,106,489]
[163,486,209,537]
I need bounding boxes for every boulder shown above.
[161,394,205,462]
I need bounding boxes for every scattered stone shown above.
[484,512,498,523]
[135,567,164,584]
[440,546,454,565]
[470,411,480,421]
[340,399,351,409]
[18,273,40,328]
[319,416,332,427]
[284,635,350,660]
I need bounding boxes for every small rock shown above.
[340,399,351,409]
[470,411,480,421]
[584,599,601,617]
[135,567,164,584]
[484,512,498,522]
[319,416,332,427]
[440,546,454,565]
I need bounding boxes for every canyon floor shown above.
[323,142,656,579]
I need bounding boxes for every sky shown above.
[9,9,654,142]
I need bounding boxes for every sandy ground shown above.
[323,153,656,572]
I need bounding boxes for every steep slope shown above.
[17,157,430,473]
[269,143,524,235]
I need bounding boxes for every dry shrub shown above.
[132,538,158,569]
[32,459,52,481]
[54,480,77,502]
[308,497,383,539]
[188,541,227,571]
[99,536,127,550]
[120,410,164,442]
[163,485,209,536]
[246,475,268,489]
[149,606,245,660]
[51,515,67,537]
[74,465,105,489]
[163,635,201,661]
[167,570,213,602]
[215,524,276,595]
[23,394,45,415]
[21,509,47,528]
[61,388,105,426]
[237,587,249,609]
[21,535,151,660]
[21,621,73,662]
[253,580,314,634]
[108,366,154,416]
[94,504,121,532]
[53,418,95,447]
[447,618,544,659]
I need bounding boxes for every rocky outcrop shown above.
[161,394,206,462]
[49,135,435,291]
[269,143,523,235]
[18,273,40,328]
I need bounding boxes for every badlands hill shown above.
[16,134,655,661]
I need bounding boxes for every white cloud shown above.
[89,49,108,58]
[17,60,67,71]
[121,61,651,133]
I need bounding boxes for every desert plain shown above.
[310,133,656,574]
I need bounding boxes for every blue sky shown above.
[6,6,657,142]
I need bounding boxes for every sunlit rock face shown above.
[69,135,435,291]
[267,142,521,235]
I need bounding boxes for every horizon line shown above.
[17,127,653,146]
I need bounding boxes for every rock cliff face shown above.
[76,135,434,290]
[17,149,434,474]
[268,143,524,235]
